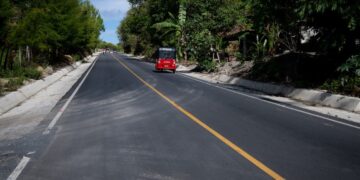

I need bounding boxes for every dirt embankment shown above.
[182,52,359,97]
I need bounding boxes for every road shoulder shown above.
[0,54,98,141]
[179,72,360,124]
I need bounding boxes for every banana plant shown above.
[152,0,188,62]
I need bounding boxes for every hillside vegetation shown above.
[118,0,360,96]
[0,0,104,94]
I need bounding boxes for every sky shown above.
[90,0,131,44]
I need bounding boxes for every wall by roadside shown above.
[0,53,99,115]
[182,73,360,114]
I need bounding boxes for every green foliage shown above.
[151,13,181,52]
[253,34,268,60]
[6,77,25,91]
[0,0,104,92]
[23,67,41,79]
[0,0,13,44]
[118,0,245,60]
[72,54,81,62]
[321,77,360,96]
[188,29,214,62]
[118,5,152,55]
[298,0,359,54]
[0,66,41,80]
[128,0,144,6]
[4,0,104,62]
[337,55,360,77]
[118,0,360,95]
[11,7,60,51]
[321,55,360,96]
[199,60,217,72]
[97,41,121,51]
[118,0,359,60]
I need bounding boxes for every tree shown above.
[297,0,360,56]
[0,0,12,44]
[152,0,187,61]
[119,0,359,66]
[2,0,104,66]
[0,0,13,68]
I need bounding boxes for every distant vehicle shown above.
[155,47,176,73]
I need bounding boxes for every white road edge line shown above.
[178,73,360,130]
[42,56,98,135]
[7,156,30,180]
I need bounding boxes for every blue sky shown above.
[90,0,131,44]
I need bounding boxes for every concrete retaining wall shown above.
[196,73,360,113]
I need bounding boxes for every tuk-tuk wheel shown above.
[173,70,176,73]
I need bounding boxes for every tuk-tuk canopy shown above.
[158,47,176,59]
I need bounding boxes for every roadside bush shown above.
[24,67,41,79]
[321,77,360,97]
[72,54,81,61]
[0,66,41,94]
[6,77,25,91]
[234,52,246,61]
[337,55,360,77]
[0,67,23,78]
[0,66,41,80]
[321,55,360,97]
[198,60,217,72]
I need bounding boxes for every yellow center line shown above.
[110,54,285,180]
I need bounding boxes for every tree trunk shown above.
[10,49,15,70]
[26,46,30,63]
[0,46,5,69]
[19,47,22,67]
[3,48,10,70]
[183,50,188,64]
[30,47,33,62]
[243,36,247,59]
[211,45,216,62]
[216,52,221,62]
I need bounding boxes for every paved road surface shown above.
[15,53,360,179]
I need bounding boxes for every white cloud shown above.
[100,10,124,21]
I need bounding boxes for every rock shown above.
[64,55,74,63]
[36,66,44,73]
[42,66,54,77]
[352,86,360,97]
[217,61,241,75]
[22,79,31,85]
[0,78,9,87]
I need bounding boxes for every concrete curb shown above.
[185,73,360,113]
[0,54,98,115]
[0,92,27,114]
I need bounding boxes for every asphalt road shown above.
[16,52,360,179]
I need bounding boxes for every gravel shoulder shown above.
[0,56,97,141]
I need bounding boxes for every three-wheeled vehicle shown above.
[155,47,176,73]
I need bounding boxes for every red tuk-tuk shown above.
[155,47,176,73]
